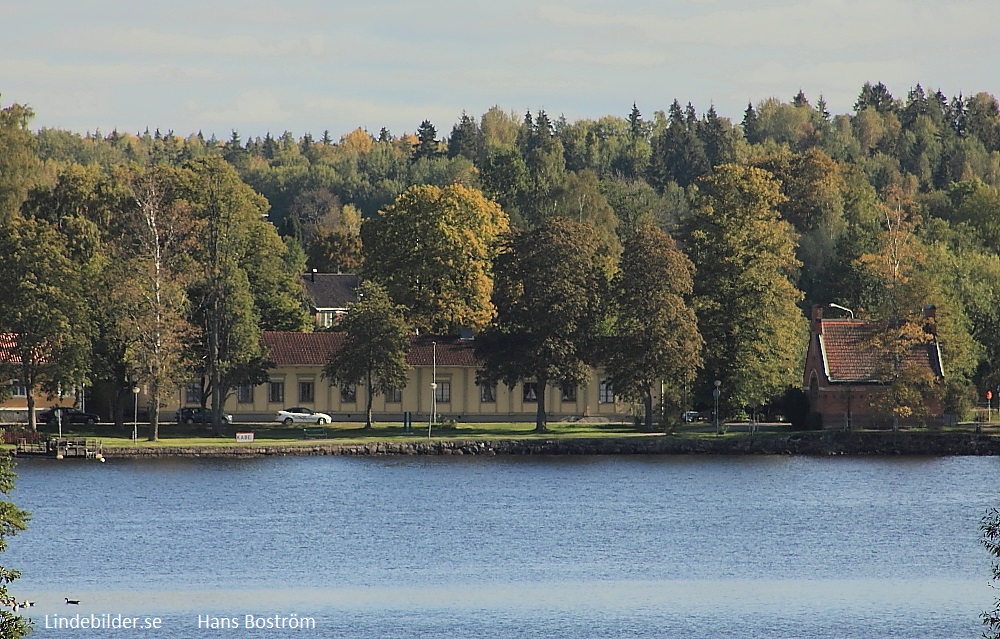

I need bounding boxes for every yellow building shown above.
[179,332,639,424]
[0,334,74,423]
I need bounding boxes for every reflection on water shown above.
[4,455,998,638]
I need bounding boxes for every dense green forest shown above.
[3,80,1000,430]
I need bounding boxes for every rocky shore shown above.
[97,430,1000,458]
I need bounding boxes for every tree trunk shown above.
[211,374,224,437]
[643,390,653,431]
[148,382,159,441]
[365,371,374,429]
[113,385,128,430]
[534,378,548,432]
[26,390,36,432]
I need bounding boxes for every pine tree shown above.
[414,120,438,160]
[742,101,760,144]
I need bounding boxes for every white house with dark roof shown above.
[301,271,360,329]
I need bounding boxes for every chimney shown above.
[810,304,823,335]
[923,305,937,335]
[311,268,317,282]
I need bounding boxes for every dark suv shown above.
[175,407,233,424]
[38,407,101,426]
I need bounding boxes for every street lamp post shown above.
[713,380,722,435]
[826,303,855,319]
[132,385,140,443]
[428,342,437,438]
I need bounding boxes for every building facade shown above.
[0,334,74,423]
[802,305,945,429]
[175,332,639,424]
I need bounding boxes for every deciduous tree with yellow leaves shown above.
[361,184,509,334]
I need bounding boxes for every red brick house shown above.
[802,305,945,429]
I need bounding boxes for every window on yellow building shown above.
[523,382,538,402]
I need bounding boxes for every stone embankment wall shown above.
[99,431,1000,458]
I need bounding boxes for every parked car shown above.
[681,411,703,423]
[38,407,101,427]
[276,407,332,425]
[175,406,233,424]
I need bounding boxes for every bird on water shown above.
[65,598,80,605]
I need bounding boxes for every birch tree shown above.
[116,166,195,441]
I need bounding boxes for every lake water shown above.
[3,454,998,638]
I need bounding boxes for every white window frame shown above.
[479,383,496,403]
[523,382,538,402]
[599,380,614,404]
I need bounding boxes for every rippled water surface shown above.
[5,454,998,637]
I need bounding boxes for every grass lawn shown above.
[23,419,662,448]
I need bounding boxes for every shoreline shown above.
[70,430,1000,458]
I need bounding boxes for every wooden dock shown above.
[14,437,103,460]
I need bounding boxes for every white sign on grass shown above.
[235,432,254,443]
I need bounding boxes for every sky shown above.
[3,0,999,141]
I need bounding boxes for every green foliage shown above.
[362,184,509,333]
[603,224,702,430]
[477,217,609,431]
[14,83,1000,421]
[0,215,91,430]
[776,387,813,430]
[0,456,30,638]
[414,120,439,160]
[982,508,1000,638]
[0,98,40,222]
[680,164,806,414]
[547,169,620,253]
[323,281,410,428]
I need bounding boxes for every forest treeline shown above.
[2,80,1000,430]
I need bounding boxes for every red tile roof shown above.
[261,332,478,367]
[819,320,943,382]
[0,334,20,364]
[262,332,346,366]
